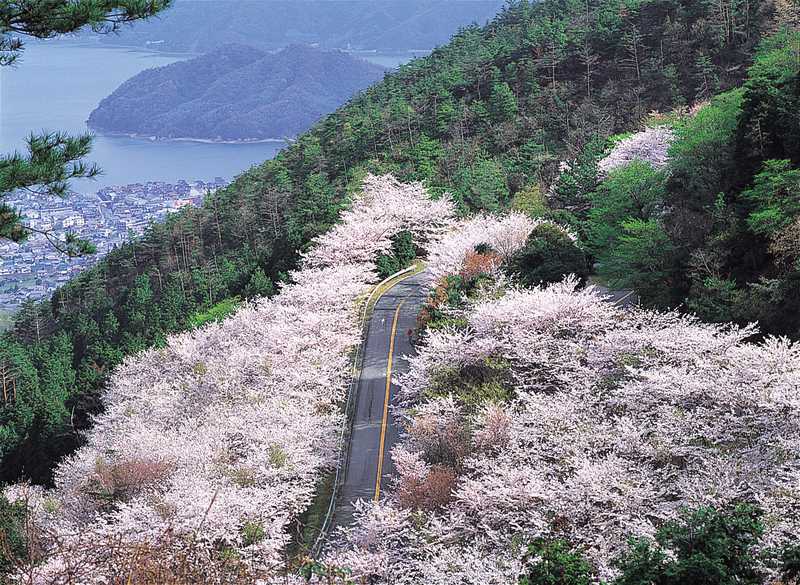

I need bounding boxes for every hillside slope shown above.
[87,45,387,141]
[0,0,782,487]
[558,29,800,334]
[326,215,800,583]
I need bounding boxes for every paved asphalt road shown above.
[593,284,639,308]
[334,271,430,528]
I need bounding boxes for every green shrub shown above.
[417,275,466,331]
[743,159,800,236]
[598,218,676,306]
[426,356,513,411]
[686,276,742,323]
[241,521,266,546]
[781,543,800,583]
[187,297,240,329]
[613,505,766,585]
[587,161,667,258]
[547,138,608,214]
[507,224,588,287]
[375,230,417,279]
[244,268,275,298]
[0,494,27,575]
[455,157,510,212]
[268,444,288,468]
[489,82,519,122]
[667,89,743,213]
[520,539,594,585]
[511,185,549,218]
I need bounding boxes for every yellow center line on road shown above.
[374,300,405,502]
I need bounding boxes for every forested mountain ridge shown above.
[87,44,387,141]
[0,0,787,489]
[89,0,507,53]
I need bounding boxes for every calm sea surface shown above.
[0,43,413,192]
[0,43,287,191]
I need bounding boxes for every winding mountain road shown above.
[321,271,638,541]
[334,271,430,528]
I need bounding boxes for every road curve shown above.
[334,271,430,528]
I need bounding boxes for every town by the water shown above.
[0,179,225,314]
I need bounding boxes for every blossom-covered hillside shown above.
[4,175,453,582]
[326,215,800,583]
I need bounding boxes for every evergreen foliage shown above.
[581,29,800,332]
[613,505,766,585]
[375,231,417,278]
[520,539,594,585]
[0,492,27,574]
[507,223,588,286]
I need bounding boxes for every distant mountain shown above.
[89,0,506,53]
[87,44,386,141]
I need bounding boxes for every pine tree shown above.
[0,0,172,251]
[488,82,519,122]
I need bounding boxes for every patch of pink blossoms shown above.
[427,212,574,281]
[4,175,454,582]
[597,126,675,177]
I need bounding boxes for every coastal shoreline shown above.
[89,129,290,145]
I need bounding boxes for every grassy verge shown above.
[287,471,336,561]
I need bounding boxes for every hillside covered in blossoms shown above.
[8,177,800,583]
[327,214,800,583]
[2,0,795,486]
[3,176,454,580]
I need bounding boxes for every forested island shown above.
[87,44,386,141]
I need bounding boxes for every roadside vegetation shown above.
[325,213,800,583]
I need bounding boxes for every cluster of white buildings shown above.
[0,178,226,313]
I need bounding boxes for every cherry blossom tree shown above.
[597,126,675,178]
[426,213,573,281]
